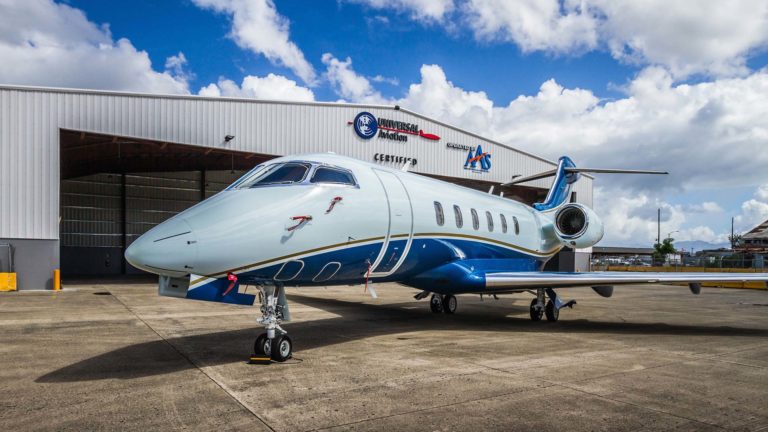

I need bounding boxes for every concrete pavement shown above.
[1,281,767,431]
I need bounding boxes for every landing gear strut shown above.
[253,285,293,362]
[429,294,457,314]
[529,287,575,322]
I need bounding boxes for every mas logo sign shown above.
[464,145,491,172]
[350,112,440,142]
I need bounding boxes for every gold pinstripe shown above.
[191,232,560,284]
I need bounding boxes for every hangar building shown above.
[0,85,593,290]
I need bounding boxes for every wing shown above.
[485,271,768,291]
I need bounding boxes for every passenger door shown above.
[369,169,413,277]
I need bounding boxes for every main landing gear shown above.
[428,293,457,314]
[253,285,293,362]
[529,287,576,322]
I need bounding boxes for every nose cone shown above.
[125,218,198,277]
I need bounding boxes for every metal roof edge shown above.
[0,84,394,110]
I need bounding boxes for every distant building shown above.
[739,219,768,252]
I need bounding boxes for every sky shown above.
[2,0,768,247]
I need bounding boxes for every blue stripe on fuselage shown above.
[232,236,551,293]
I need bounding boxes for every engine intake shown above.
[553,204,604,249]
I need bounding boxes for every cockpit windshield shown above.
[231,162,310,189]
[228,161,357,190]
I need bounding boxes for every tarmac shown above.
[1,281,767,431]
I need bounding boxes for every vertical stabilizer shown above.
[533,157,579,211]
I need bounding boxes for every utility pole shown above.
[657,208,661,245]
[731,216,734,249]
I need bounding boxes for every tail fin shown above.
[501,156,667,211]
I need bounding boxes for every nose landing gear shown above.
[252,284,293,363]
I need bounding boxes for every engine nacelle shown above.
[553,204,604,249]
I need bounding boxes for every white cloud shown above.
[198,74,314,101]
[734,183,768,232]
[347,0,455,21]
[592,189,729,246]
[384,64,768,195]
[0,0,190,94]
[192,0,316,84]
[756,184,768,201]
[379,0,768,78]
[321,53,385,103]
[398,64,494,130]
[593,0,768,78]
[463,0,598,54]
[684,202,723,214]
[315,60,767,245]
[371,75,399,86]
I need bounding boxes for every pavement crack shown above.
[556,382,729,431]
[310,383,557,432]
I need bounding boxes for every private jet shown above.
[125,153,768,362]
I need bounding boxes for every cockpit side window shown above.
[228,164,269,189]
[310,167,356,186]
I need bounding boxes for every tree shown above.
[653,237,676,265]
[729,233,743,249]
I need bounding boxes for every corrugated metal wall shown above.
[60,170,241,274]
[0,86,592,241]
[61,170,242,248]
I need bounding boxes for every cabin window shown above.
[513,216,520,235]
[500,214,508,233]
[434,202,445,226]
[310,166,356,186]
[236,162,310,188]
[453,205,463,228]
[486,211,494,232]
[471,209,479,230]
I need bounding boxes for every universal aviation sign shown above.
[349,111,440,142]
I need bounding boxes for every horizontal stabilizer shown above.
[503,167,667,186]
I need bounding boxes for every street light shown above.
[667,230,679,240]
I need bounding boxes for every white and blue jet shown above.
[125,153,768,361]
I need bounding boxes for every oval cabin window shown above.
[434,201,444,226]
[486,211,494,232]
[453,205,463,228]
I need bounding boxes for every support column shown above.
[121,173,127,275]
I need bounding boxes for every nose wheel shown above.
[255,333,293,362]
[252,285,293,363]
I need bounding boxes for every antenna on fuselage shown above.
[488,185,494,194]
[401,161,411,172]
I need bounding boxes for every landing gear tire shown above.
[545,300,559,322]
[271,335,293,362]
[429,294,443,313]
[442,295,457,314]
[254,333,271,357]
[529,298,543,321]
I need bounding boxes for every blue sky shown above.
[66,0,638,102]
[4,0,768,246]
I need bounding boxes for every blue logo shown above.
[353,112,378,139]
[464,145,491,172]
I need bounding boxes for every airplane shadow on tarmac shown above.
[36,293,768,383]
